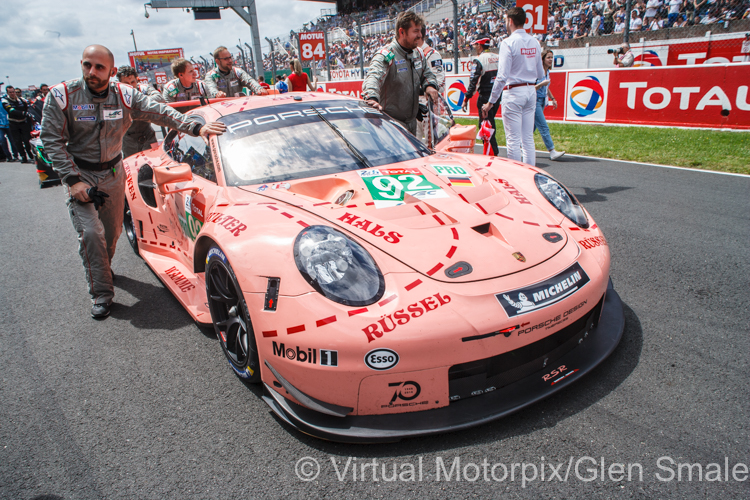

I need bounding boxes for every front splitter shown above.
[261,279,625,443]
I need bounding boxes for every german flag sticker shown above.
[448,177,474,187]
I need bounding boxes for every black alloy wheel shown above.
[123,198,140,256]
[206,247,260,383]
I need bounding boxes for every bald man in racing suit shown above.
[362,11,439,135]
[117,66,165,158]
[41,45,226,319]
[463,37,499,155]
[204,46,266,98]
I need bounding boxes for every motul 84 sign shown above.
[300,32,326,61]
[518,0,548,34]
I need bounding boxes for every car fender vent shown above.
[472,223,491,234]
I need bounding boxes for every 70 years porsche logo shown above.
[497,263,590,317]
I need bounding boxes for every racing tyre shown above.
[206,246,261,383]
[123,197,140,257]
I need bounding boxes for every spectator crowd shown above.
[255,0,750,71]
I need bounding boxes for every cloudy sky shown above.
[0,0,331,89]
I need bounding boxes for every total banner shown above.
[443,63,749,129]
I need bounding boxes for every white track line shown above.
[490,146,750,178]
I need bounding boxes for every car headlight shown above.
[534,173,589,228]
[294,225,385,307]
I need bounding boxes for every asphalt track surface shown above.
[1,152,747,500]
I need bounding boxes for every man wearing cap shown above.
[463,36,499,155]
[482,7,545,166]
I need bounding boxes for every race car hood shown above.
[238,155,570,283]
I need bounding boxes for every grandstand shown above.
[187,0,750,79]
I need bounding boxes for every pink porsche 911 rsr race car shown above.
[122,92,624,442]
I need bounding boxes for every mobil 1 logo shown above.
[272,341,338,367]
[496,262,590,317]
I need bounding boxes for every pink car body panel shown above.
[123,93,623,441]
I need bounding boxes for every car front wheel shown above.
[206,246,260,383]
[123,198,140,256]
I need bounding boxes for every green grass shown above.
[455,118,750,175]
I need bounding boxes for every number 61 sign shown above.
[518,0,548,34]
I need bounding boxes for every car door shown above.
[162,125,221,266]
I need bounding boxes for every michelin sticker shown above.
[496,263,590,317]
[358,167,448,209]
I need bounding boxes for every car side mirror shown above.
[153,164,194,195]
[449,124,477,142]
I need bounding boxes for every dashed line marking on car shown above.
[348,307,368,316]
[497,213,514,221]
[433,214,445,226]
[262,330,278,338]
[297,221,309,227]
[267,206,279,211]
[313,202,330,206]
[446,245,457,258]
[316,316,337,327]
[280,212,294,218]
[427,263,444,276]
[415,205,426,215]
[547,224,562,228]
[569,227,580,231]
[405,279,422,291]
[476,202,488,214]
[524,221,540,226]
[287,324,305,334]
[378,294,397,307]
[451,228,459,240]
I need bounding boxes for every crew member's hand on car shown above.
[200,122,228,137]
[365,99,383,111]
[425,86,439,105]
[69,181,93,202]
[215,91,227,98]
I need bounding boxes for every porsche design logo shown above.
[512,252,526,262]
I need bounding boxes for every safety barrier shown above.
[317,63,750,130]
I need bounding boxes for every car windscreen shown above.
[216,100,431,186]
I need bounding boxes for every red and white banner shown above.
[318,63,749,129]
[518,0,548,35]
[128,48,184,73]
[300,32,326,61]
[443,63,750,129]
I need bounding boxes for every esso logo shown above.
[364,348,399,371]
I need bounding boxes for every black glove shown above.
[417,103,428,122]
[87,186,109,210]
